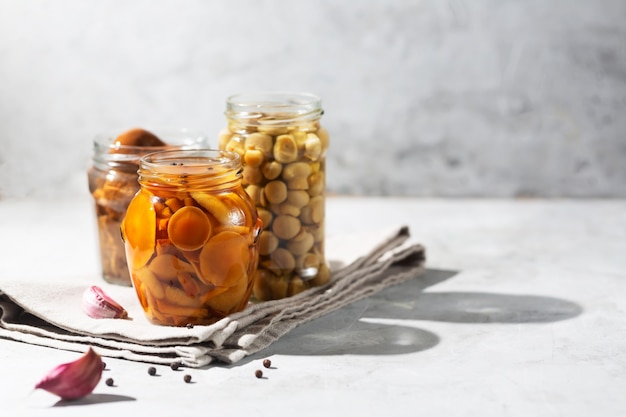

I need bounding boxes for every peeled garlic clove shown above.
[82,285,128,319]
[35,347,103,400]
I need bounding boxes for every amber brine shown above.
[121,149,262,326]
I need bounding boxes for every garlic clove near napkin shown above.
[82,285,128,319]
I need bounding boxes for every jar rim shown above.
[138,149,242,189]
[225,91,323,124]
[140,148,240,170]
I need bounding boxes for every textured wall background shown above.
[0,0,625,198]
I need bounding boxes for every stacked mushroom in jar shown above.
[219,92,330,301]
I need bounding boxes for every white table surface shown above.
[0,195,624,416]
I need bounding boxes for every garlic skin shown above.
[82,285,128,319]
[35,347,103,400]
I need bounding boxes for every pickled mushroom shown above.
[148,253,196,281]
[167,206,212,251]
[199,231,250,287]
[122,191,156,270]
[205,277,249,313]
[112,128,167,151]
[134,266,165,299]
[190,192,231,224]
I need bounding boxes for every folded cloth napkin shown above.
[0,226,425,367]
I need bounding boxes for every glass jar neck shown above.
[92,141,171,173]
[92,129,209,173]
[138,149,242,192]
[225,92,323,130]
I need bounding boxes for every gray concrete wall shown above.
[1,0,624,198]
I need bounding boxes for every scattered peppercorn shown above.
[184,374,192,383]
[170,362,180,371]
[263,359,271,368]
[102,361,107,370]
[148,366,157,376]
[255,369,263,379]
[105,377,114,387]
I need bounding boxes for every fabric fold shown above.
[0,226,425,367]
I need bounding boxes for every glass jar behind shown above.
[87,128,208,286]
[121,149,262,326]
[219,92,330,301]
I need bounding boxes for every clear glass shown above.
[87,128,208,286]
[220,92,330,301]
[122,149,262,326]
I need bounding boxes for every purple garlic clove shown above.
[35,347,103,400]
[82,285,128,319]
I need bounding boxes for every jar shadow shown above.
[246,268,583,360]
[363,276,583,324]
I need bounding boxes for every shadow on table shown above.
[52,393,136,407]
[250,268,583,359]
[363,276,584,324]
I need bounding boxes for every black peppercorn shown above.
[170,362,180,371]
[184,374,192,383]
[255,369,263,379]
[102,361,107,370]
[148,366,157,376]
[105,377,114,386]
[263,359,271,368]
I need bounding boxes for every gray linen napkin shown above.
[0,226,425,367]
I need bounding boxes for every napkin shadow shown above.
[53,393,136,407]
[244,268,455,360]
[250,307,440,358]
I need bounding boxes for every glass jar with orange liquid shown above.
[121,149,262,326]
[88,128,208,286]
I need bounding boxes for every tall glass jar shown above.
[87,128,207,286]
[219,92,330,301]
[121,149,262,326]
